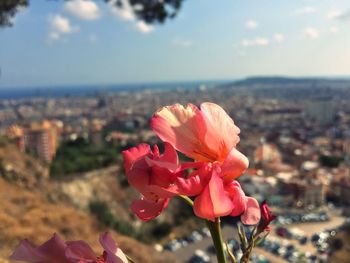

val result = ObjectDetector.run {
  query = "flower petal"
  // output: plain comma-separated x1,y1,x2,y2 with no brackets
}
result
225,181,247,217
142,184,177,199
99,232,117,255
122,144,152,192
241,197,261,225
151,104,215,162
193,170,233,221
145,143,179,172
221,148,249,180
200,102,240,162
157,142,179,166
122,143,151,172
175,175,203,196
10,234,69,263
65,240,97,262
100,233,128,263
10,239,46,262
175,163,212,196
130,198,169,221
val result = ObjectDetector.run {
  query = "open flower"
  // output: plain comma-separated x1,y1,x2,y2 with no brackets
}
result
150,103,260,223
150,102,248,180
122,142,182,221
10,233,127,263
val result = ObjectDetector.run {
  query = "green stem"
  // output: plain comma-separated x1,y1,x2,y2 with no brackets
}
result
179,195,194,207
126,255,135,263
240,240,254,263
178,196,226,263
206,218,227,263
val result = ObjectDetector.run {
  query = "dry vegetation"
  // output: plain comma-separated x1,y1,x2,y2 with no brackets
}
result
0,141,177,263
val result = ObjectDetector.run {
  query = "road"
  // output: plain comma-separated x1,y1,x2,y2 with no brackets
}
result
171,210,346,263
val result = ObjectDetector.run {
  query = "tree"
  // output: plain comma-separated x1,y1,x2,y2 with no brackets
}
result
0,0,184,27
0,0,28,27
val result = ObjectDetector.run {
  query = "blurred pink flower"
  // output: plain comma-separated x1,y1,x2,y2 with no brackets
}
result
10,233,70,263
10,232,127,263
66,232,128,263
122,142,182,221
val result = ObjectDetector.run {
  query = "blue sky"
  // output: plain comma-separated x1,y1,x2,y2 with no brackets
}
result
1,0,350,88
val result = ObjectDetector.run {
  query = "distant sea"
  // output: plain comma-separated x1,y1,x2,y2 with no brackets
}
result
0,80,230,100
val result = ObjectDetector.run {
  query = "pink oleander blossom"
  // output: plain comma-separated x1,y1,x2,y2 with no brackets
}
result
150,103,260,224
150,102,248,180
122,142,182,221
189,163,260,223
10,233,128,263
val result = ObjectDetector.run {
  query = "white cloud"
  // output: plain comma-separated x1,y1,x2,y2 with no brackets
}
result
49,32,60,41
64,0,101,20
273,33,285,43
109,0,135,21
48,14,79,42
135,21,153,33
172,38,193,47
294,6,317,15
327,10,343,19
330,26,339,34
304,27,319,39
255,38,269,46
245,20,258,30
50,14,75,33
327,9,350,21
241,37,269,47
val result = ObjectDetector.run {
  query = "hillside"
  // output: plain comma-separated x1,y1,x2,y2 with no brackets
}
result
0,141,178,263
0,139,49,190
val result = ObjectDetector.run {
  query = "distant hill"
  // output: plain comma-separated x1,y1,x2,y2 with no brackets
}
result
217,76,350,99
230,76,350,86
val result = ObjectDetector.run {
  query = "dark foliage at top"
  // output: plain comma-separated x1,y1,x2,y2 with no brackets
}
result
0,0,28,27
107,0,183,24
0,0,184,27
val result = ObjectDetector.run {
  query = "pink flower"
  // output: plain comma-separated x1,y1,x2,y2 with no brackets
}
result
10,233,128,263
10,234,70,263
122,142,182,221
225,181,261,225
190,164,260,224
256,201,276,234
150,102,248,180
66,232,128,263
150,103,260,223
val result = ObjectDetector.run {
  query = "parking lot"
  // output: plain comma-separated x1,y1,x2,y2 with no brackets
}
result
168,208,346,262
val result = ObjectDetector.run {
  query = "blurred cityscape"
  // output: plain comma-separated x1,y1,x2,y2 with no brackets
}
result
1,77,350,263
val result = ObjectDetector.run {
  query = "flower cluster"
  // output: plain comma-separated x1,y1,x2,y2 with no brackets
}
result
9,102,276,263
10,232,128,263
123,102,261,224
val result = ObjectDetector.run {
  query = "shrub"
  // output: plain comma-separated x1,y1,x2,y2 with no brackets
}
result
50,137,119,178
89,200,136,237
